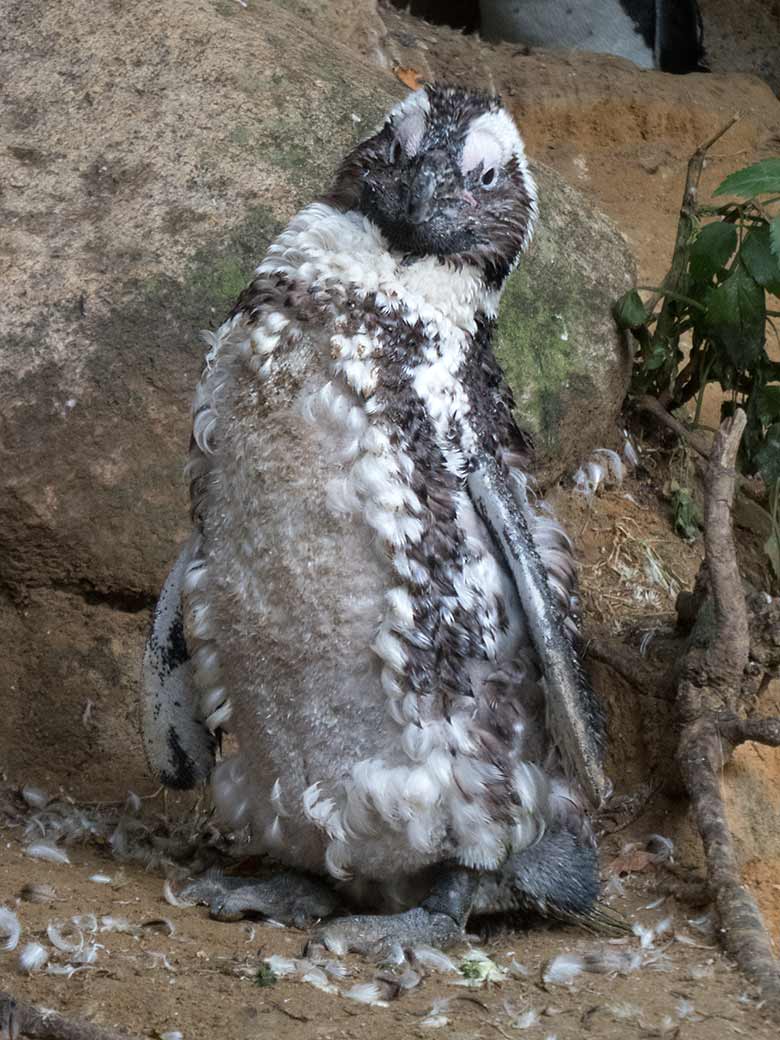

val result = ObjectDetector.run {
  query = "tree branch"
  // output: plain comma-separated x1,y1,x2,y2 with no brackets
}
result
675,409,780,1017
0,994,142,1040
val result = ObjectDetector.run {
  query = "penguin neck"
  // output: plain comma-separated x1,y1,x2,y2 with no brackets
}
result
259,203,501,332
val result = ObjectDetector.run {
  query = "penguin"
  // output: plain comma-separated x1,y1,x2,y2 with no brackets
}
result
479,0,708,74
142,84,615,952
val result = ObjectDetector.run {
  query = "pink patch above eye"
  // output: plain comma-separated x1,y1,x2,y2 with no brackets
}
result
394,108,427,157
461,128,504,176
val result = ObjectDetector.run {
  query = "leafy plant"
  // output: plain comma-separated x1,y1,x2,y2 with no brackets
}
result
614,149,780,582
255,963,277,987
669,480,703,542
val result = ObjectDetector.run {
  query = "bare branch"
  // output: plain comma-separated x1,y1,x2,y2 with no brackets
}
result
719,715,780,749
702,410,750,705
675,409,780,1017
0,994,142,1040
586,636,674,701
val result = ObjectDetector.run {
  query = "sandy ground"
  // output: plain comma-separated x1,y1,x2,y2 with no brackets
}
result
2,468,778,1039
1,781,778,1040
3,1,780,1037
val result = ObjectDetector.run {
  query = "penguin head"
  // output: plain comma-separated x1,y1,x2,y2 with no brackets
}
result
328,84,538,287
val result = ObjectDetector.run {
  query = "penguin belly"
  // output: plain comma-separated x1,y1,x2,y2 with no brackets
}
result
197,347,538,885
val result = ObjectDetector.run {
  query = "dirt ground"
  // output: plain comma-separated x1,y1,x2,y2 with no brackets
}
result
1,777,778,1040
2,467,777,1039
3,0,780,1037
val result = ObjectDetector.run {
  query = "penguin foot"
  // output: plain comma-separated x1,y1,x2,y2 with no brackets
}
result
308,865,477,956
178,869,340,930
308,906,464,957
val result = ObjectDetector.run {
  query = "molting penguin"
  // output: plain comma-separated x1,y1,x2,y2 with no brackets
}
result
142,84,615,951
479,1,707,74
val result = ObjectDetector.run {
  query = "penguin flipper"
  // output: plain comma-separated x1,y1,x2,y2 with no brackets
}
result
142,540,216,789
466,451,607,807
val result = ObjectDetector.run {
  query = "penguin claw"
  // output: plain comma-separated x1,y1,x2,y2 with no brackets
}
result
178,870,340,929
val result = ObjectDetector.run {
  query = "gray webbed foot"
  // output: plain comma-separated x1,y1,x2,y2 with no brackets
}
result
178,871,340,929
309,865,477,956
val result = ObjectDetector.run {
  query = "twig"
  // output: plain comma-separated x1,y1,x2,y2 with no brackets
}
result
266,1001,310,1023
0,994,141,1040
675,410,780,1018
634,395,710,461
645,117,739,337
586,636,675,701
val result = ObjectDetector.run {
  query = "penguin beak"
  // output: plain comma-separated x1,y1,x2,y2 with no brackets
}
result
406,149,459,225
407,165,437,224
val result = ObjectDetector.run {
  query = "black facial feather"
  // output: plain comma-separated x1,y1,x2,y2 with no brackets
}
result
324,84,535,287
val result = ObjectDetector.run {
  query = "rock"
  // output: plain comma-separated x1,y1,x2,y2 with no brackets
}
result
497,164,633,483
0,0,642,795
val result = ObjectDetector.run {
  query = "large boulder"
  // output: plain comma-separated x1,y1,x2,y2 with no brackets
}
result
0,0,633,794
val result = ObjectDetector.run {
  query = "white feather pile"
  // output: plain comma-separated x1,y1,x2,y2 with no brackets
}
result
0,906,21,951
343,982,390,1007
125,791,142,814
397,969,421,991
163,880,196,908
582,948,643,975
301,966,339,994
99,915,135,934
73,944,101,965
159,1033,183,1040
507,957,529,977
574,435,639,499
89,873,113,885
623,430,639,468
410,946,458,973
419,999,450,1028
24,841,71,864
47,964,81,978
146,951,176,972
264,955,299,978
20,882,58,904
676,999,702,1022
19,942,49,973
47,921,83,954
512,1009,539,1030
632,916,672,949
688,962,715,980
323,960,352,979
380,942,407,966
21,784,50,809
72,913,98,932
542,952,584,986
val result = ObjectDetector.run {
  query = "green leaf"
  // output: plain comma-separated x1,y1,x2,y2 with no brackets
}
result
755,423,780,484
255,964,277,987
757,384,780,425
671,485,702,541
741,222,780,295
645,344,670,371
713,159,780,198
770,215,780,262
705,261,766,368
614,289,648,329
765,530,780,581
690,221,737,281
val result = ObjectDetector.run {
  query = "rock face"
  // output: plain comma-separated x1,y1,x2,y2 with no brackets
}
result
0,1,637,794
497,164,633,480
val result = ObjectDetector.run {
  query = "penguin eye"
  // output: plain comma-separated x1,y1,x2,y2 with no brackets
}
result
389,138,403,164
481,167,497,188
